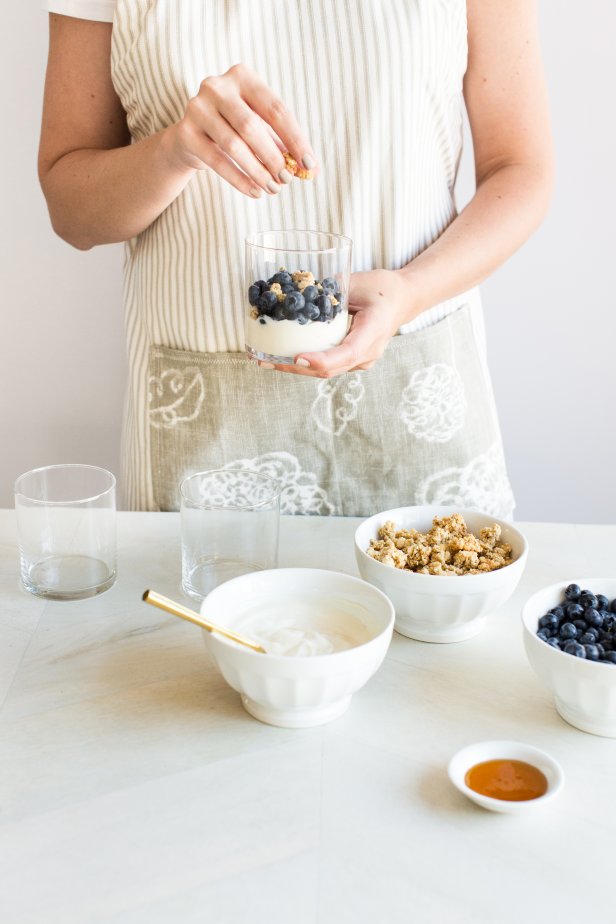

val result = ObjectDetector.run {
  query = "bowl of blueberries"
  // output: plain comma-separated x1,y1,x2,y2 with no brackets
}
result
522,579,616,737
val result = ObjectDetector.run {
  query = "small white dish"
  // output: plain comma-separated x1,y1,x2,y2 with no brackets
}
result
447,740,565,814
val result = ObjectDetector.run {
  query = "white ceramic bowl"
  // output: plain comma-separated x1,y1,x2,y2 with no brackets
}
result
200,568,395,728
448,740,564,813
522,578,616,737
354,506,528,643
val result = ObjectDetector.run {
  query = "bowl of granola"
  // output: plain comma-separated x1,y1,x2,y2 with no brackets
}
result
354,506,528,643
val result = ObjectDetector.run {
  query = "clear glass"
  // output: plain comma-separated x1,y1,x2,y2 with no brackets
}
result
14,464,116,600
180,469,280,602
245,230,353,364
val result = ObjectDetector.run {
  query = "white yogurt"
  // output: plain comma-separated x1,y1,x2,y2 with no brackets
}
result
232,597,373,657
245,309,349,362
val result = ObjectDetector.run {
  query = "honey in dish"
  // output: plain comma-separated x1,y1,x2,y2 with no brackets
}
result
465,759,548,802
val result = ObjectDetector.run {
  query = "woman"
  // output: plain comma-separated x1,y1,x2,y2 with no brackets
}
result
39,0,552,516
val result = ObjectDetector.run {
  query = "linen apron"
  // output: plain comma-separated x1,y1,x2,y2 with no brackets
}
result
111,0,516,518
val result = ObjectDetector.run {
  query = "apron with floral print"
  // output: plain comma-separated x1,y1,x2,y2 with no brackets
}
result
111,0,515,516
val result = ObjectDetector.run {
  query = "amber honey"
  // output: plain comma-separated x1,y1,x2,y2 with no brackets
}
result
465,759,548,802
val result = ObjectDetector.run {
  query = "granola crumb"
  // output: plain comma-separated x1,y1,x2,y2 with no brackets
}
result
283,151,314,180
269,282,285,302
291,270,316,291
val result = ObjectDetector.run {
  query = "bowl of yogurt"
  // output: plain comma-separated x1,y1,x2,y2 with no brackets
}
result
245,230,352,365
200,568,394,727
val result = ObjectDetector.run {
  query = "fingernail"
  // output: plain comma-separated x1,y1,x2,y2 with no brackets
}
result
302,154,316,170
295,357,310,368
278,168,293,184
260,361,275,370
267,180,281,194
250,187,263,199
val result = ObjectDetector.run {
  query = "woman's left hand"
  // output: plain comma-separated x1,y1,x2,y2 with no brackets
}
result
266,269,420,378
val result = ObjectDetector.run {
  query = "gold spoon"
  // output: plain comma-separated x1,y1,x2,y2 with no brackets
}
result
142,589,267,654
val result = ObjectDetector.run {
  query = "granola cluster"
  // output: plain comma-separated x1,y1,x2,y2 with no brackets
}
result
366,514,513,576
283,151,314,180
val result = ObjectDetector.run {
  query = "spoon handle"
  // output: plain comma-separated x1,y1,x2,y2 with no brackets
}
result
142,589,266,654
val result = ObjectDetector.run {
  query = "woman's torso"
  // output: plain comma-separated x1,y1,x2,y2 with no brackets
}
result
111,0,470,353
110,0,514,519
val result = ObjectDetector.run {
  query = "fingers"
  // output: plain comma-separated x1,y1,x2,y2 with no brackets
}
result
291,311,387,377
185,127,265,198
235,66,317,172
186,94,282,194
218,98,290,183
183,65,316,195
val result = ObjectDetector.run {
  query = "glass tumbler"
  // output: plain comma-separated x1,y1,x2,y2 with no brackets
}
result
245,230,352,365
181,469,280,601
15,464,116,600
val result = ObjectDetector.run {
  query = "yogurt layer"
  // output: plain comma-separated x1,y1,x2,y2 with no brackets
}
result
232,597,373,657
246,309,348,360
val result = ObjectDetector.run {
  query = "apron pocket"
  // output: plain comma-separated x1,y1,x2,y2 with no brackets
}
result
147,305,514,516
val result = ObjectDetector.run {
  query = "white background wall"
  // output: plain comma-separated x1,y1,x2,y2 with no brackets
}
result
1,2,614,521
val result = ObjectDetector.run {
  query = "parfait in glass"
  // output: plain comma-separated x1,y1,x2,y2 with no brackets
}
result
245,230,352,365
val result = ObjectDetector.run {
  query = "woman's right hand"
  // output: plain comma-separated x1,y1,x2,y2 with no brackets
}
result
165,63,317,198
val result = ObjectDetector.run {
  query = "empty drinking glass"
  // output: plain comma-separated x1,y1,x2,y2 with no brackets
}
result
15,464,116,600
180,469,280,601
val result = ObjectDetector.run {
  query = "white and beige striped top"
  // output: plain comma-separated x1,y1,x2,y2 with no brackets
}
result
45,0,484,510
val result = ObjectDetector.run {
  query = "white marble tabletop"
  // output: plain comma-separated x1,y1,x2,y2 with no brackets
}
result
1,511,616,924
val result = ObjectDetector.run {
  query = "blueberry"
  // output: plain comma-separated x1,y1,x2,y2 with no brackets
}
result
281,284,296,295
547,637,561,649
596,644,606,656
316,294,333,320
550,605,566,621
563,641,586,658
539,613,559,631
257,291,278,315
565,602,584,620
579,633,597,645
610,599,616,614
296,312,310,325
573,620,588,634
565,583,581,601
596,594,610,610
302,285,319,303
602,651,616,664
321,276,337,293
255,279,268,293
302,302,320,322
537,628,552,642
248,284,261,306
283,291,305,318
559,623,578,640
580,591,598,610
600,638,614,651
272,271,293,287
586,608,604,629
585,644,601,661
602,614,615,632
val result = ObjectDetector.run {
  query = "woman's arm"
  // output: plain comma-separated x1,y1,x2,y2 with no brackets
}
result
287,0,553,377
39,15,316,250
